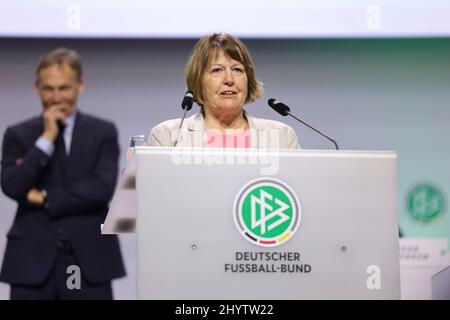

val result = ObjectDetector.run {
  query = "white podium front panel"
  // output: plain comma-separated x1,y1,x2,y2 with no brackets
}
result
134,148,400,299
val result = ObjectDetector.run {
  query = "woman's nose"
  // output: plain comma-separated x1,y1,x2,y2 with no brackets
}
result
223,68,234,85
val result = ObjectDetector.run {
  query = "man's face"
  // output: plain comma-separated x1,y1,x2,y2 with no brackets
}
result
35,63,84,117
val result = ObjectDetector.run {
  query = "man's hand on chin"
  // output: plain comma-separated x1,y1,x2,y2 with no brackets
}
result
26,188,46,206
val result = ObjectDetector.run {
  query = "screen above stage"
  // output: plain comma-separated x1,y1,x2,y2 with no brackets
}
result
0,0,448,38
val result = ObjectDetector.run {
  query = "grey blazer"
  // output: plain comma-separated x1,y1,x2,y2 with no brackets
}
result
149,111,300,149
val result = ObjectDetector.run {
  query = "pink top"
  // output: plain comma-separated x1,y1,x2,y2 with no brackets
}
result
206,129,251,148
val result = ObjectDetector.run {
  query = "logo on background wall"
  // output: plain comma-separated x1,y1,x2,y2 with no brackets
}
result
233,178,301,247
406,184,446,222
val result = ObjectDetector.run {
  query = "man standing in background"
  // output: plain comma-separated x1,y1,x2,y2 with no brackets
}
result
0,48,125,299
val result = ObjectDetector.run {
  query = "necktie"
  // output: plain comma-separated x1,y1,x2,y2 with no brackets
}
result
55,127,67,164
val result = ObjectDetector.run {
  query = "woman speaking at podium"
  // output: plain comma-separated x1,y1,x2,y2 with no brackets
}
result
149,33,299,149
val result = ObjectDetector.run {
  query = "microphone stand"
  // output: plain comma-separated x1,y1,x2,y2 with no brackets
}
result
174,108,189,147
286,112,339,150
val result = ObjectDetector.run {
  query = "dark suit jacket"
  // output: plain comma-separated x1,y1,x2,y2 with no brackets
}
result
0,111,125,285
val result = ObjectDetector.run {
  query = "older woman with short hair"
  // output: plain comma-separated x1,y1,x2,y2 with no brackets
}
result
150,33,299,149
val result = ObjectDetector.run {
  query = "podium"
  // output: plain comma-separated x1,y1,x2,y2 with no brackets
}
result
103,147,401,299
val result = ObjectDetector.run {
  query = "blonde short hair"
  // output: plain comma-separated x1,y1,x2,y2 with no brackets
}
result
185,33,263,106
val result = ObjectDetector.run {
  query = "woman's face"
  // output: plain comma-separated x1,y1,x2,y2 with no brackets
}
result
201,51,248,116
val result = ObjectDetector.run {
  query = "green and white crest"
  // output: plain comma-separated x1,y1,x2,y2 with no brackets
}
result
233,178,301,247
407,184,446,222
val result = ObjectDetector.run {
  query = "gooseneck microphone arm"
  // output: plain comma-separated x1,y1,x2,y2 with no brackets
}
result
287,112,339,150
177,108,189,134
268,98,339,150
174,91,194,147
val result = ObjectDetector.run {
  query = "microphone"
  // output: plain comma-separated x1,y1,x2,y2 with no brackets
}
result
174,91,194,147
268,99,290,116
181,90,194,111
268,98,339,150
